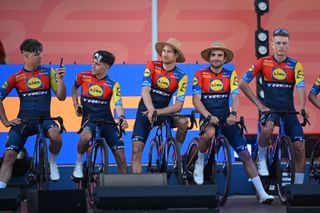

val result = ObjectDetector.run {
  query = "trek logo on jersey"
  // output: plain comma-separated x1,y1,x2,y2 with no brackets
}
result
210,79,223,91
193,77,198,86
89,84,103,97
2,81,8,89
157,77,170,89
144,68,151,77
27,77,42,89
272,68,286,81
297,70,304,79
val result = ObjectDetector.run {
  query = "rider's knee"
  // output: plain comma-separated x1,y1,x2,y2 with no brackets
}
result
177,117,189,130
203,126,215,139
238,150,252,163
80,132,91,143
294,142,305,157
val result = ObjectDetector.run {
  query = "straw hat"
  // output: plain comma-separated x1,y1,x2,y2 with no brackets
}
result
155,37,185,63
201,41,234,63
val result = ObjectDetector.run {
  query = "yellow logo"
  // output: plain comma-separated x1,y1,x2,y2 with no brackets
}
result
181,83,187,93
89,85,103,97
2,81,8,89
157,77,170,89
116,87,121,97
210,79,223,91
192,77,198,86
272,68,286,80
27,77,42,89
316,78,320,86
248,65,255,72
144,68,151,77
233,76,238,86
297,70,304,79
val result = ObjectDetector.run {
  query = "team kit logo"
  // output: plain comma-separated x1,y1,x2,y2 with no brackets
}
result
296,70,304,79
27,77,42,89
272,68,286,80
144,68,151,77
89,84,103,97
192,77,198,86
210,79,223,91
2,81,8,89
157,76,170,89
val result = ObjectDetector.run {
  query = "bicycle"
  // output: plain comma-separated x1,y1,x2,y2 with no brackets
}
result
309,138,320,184
182,114,247,207
146,110,197,185
20,116,66,190
260,110,309,204
72,116,125,207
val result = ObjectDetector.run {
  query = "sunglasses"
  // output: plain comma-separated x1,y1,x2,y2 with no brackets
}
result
93,52,107,63
273,28,289,36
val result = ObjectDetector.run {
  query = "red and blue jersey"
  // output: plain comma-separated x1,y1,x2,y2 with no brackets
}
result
242,56,305,110
310,75,320,96
193,67,239,118
73,71,123,120
0,66,58,118
139,61,187,110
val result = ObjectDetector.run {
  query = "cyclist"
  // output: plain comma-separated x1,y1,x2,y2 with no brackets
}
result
131,38,189,173
239,28,308,185
72,50,128,177
0,38,66,187
192,41,273,203
308,75,320,109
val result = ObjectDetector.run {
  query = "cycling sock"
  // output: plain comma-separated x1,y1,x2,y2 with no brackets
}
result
294,172,304,184
0,181,7,188
50,153,58,165
251,176,268,197
196,151,205,164
258,146,268,161
76,152,83,165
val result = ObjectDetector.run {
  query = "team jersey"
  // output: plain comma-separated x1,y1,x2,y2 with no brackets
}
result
310,75,320,96
242,56,305,110
193,67,239,118
139,61,187,110
73,71,123,119
0,66,58,117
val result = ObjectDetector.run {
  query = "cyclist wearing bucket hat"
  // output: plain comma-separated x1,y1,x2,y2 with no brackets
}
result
192,41,274,204
131,38,189,173
72,50,128,177
239,28,308,185
0,38,66,187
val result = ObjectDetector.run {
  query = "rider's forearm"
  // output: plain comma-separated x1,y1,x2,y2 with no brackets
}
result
115,105,126,118
297,87,307,110
156,101,183,115
56,79,66,101
71,87,80,107
308,93,320,109
231,94,239,113
141,87,155,111
239,80,264,109
192,95,211,118
0,100,9,125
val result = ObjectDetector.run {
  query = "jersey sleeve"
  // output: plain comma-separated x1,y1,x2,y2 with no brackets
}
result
142,61,154,88
50,68,58,94
0,75,15,100
294,62,305,89
176,74,188,103
241,58,263,83
230,70,240,95
310,75,320,96
112,82,123,107
192,71,202,96
73,72,83,89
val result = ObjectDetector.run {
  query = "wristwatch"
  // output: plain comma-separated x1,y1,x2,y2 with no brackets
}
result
230,111,237,117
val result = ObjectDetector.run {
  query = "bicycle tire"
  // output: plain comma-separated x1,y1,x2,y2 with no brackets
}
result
309,140,320,184
165,137,183,185
212,136,231,207
276,135,295,204
87,139,108,208
38,139,49,190
147,136,162,173
183,137,199,184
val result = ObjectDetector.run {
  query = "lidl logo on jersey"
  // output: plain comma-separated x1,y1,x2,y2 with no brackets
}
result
89,84,103,97
157,77,170,89
27,77,42,89
210,79,223,91
272,68,286,81
144,68,151,77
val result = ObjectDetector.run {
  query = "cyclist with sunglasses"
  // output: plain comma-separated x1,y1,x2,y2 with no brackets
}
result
0,38,66,187
239,28,308,185
72,50,128,177
308,75,320,109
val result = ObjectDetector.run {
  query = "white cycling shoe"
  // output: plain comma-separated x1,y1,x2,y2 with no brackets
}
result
72,164,83,178
50,163,60,181
257,160,269,176
193,159,204,185
259,194,274,204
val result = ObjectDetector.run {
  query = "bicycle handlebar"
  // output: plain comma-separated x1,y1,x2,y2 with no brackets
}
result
150,110,198,130
78,117,126,139
260,110,310,127
21,116,67,134
199,115,247,135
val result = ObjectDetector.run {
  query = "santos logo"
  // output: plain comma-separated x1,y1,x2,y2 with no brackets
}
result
27,77,42,89
89,85,103,97
157,77,170,89
272,68,286,80
210,79,223,91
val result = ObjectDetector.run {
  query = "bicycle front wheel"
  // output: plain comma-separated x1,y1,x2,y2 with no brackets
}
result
165,137,183,185
38,139,49,190
212,136,231,207
87,139,108,208
276,135,295,204
146,136,162,173
183,138,199,184
309,140,320,184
